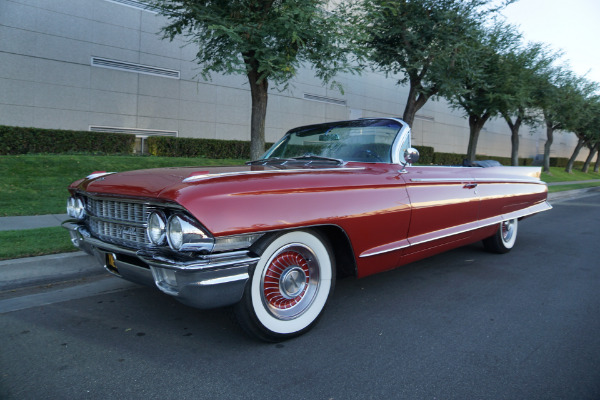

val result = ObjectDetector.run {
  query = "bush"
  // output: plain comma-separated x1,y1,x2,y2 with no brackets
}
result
413,146,434,164
147,136,274,159
549,157,584,169
0,126,135,155
433,152,466,165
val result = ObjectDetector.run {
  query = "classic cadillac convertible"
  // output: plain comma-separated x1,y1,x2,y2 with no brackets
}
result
63,118,551,341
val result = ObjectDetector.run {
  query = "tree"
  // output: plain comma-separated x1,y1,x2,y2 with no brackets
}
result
582,142,599,173
446,22,522,163
497,43,558,165
361,0,508,127
564,94,600,173
150,0,361,160
531,67,583,173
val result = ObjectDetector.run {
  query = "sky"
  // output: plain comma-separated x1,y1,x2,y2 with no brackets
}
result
499,0,600,85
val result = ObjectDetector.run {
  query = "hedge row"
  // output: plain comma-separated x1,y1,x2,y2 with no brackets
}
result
0,125,584,168
413,146,435,164
146,136,274,159
431,151,531,166
549,157,584,169
0,125,135,155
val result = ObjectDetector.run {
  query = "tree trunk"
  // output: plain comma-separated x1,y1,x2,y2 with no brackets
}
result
594,150,600,173
466,113,490,163
247,68,269,161
582,143,598,173
402,79,432,127
504,114,522,166
543,120,554,174
565,137,586,173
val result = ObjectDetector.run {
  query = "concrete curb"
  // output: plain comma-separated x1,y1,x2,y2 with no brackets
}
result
0,251,105,292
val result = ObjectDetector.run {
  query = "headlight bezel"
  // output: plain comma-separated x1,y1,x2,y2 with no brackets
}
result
67,197,86,220
166,213,214,253
147,211,167,246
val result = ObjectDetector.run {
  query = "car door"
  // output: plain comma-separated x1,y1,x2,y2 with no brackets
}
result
399,166,480,254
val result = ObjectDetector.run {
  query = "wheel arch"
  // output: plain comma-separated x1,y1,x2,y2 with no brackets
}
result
248,224,357,279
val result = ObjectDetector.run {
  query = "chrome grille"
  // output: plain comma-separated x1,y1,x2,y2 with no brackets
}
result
85,197,151,249
87,198,148,224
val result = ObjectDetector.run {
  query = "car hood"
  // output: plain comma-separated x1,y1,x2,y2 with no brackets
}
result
71,163,360,200
72,165,256,197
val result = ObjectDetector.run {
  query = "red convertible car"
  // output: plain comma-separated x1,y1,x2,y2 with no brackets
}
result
63,118,551,341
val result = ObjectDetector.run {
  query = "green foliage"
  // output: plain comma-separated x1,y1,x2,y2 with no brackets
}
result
0,126,135,155
361,0,507,125
413,146,435,164
150,0,363,159
549,157,584,169
150,0,361,87
432,152,466,165
147,136,273,159
0,154,246,216
429,152,528,166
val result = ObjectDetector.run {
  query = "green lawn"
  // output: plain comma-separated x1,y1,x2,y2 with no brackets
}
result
0,154,246,217
547,182,600,193
0,227,78,260
541,168,600,183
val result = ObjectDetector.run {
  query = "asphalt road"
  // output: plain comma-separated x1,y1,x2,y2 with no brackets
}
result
1,194,599,400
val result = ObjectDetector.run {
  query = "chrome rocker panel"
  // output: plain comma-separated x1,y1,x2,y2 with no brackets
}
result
62,221,258,309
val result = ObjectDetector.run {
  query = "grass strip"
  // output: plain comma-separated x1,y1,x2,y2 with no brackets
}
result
0,226,77,260
541,168,600,182
547,181,600,193
0,154,246,216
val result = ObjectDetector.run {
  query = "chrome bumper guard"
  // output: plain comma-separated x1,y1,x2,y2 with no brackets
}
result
62,221,258,309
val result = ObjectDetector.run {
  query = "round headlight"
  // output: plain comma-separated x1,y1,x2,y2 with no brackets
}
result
147,212,166,245
166,214,214,252
67,198,75,217
67,197,86,220
167,215,184,250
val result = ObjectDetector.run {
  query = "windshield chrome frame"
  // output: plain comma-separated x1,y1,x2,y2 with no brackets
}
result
262,118,412,164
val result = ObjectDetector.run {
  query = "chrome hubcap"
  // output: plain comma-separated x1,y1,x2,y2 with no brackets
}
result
261,244,320,320
502,219,515,243
280,266,307,299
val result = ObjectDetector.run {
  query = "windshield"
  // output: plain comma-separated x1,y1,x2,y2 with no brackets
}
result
261,119,406,164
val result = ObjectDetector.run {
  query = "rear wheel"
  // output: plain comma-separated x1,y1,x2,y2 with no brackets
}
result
234,230,335,342
483,218,518,254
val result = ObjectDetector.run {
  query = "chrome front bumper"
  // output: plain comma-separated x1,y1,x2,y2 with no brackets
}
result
63,221,258,309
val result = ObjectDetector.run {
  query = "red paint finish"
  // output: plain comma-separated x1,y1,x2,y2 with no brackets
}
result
70,163,550,279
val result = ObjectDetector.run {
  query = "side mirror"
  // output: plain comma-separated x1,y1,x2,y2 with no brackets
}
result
403,148,420,165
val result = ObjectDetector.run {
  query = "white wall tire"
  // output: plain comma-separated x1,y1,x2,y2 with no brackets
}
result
483,218,518,254
234,230,335,342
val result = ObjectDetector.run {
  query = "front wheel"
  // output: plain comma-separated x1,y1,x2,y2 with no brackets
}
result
483,218,518,254
234,230,335,342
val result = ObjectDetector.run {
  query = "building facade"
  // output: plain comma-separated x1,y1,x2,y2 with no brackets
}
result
0,0,585,160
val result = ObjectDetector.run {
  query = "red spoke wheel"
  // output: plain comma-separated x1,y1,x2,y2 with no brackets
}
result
234,230,335,342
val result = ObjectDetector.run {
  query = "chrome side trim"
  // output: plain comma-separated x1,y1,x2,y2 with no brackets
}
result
359,239,411,258
182,167,365,183
359,201,552,258
410,177,545,184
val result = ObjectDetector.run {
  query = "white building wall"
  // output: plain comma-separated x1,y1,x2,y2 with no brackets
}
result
0,0,585,161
